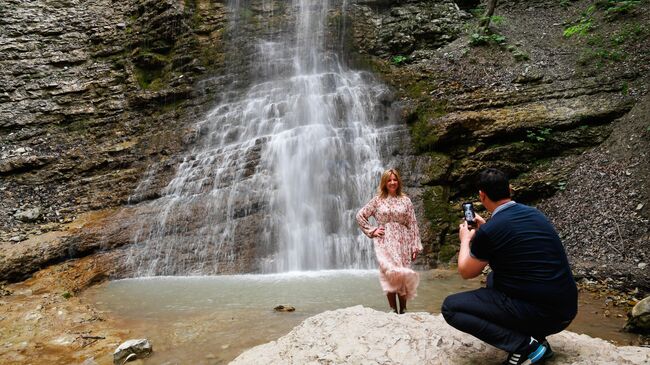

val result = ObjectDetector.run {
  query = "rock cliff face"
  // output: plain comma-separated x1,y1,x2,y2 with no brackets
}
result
344,0,649,290
231,306,650,364
0,0,648,291
0,0,233,279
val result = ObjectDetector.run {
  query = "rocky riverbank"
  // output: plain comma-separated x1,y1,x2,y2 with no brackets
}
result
231,305,650,364
0,263,646,365
0,253,125,364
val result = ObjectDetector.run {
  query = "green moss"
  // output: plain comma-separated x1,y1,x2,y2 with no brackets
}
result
239,7,254,22
410,101,447,153
58,118,92,133
422,186,458,229
424,152,452,183
161,98,185,112
423,186,447,221
438,244,459,262
350,53,391,75
422,186,460,263
134,67,164,90
469,32,506,46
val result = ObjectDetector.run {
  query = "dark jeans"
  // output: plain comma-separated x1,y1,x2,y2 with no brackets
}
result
441,278,574,353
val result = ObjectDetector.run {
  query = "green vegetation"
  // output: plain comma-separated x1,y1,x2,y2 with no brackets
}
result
504,44,529,62
390,55,408,66
578,48,624,65
469,4,485,17
560,0,578,8
469,32,506,46
563,19,593,38
596,0,641,20
526,128,552,143
477,14,505,27
62,291,72,299
564,1,647,67
467,13,527,62
468,4,506,46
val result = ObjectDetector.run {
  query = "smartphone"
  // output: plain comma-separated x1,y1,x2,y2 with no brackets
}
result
462,202,476,230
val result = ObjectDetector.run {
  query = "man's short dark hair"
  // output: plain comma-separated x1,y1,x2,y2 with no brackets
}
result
477,168,511,201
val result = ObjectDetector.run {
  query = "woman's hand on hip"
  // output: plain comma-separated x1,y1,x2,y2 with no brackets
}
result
372,226,385,238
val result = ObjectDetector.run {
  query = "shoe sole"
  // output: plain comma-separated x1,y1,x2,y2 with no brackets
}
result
527,345,547,364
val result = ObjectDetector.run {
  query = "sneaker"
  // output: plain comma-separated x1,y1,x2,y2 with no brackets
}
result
502,338,548,365
541,340,554,360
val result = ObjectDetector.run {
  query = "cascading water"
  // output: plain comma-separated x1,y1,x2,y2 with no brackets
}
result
127,0,400,275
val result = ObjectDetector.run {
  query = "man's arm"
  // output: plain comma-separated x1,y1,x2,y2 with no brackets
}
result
458,221,488,279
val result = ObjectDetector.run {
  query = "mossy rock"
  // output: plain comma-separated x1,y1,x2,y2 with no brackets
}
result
449,159,527,196
438,243,459,263
422,185,460,261
410,101,449,153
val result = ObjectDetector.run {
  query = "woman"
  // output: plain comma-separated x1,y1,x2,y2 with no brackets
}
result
356,168,422,314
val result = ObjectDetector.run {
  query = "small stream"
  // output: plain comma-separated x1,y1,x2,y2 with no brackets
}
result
84,270,640,364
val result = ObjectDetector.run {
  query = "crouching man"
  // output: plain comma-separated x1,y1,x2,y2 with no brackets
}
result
442,168,577,365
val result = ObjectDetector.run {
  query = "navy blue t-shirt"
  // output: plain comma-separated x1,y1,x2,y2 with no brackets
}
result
470,203,577,319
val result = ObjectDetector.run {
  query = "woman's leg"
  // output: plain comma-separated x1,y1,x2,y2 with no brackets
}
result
386,292,398,313
398,294,407,314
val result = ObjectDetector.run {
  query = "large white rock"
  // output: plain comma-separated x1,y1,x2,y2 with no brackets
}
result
231,306,650,365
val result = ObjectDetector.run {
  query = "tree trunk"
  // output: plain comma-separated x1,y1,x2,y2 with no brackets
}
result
479,0,497,34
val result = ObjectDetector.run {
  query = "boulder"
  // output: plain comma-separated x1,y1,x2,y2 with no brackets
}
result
274,305,296,312
625,296,650,334
231,306,650,364
113,339,152,365
14,207,41,222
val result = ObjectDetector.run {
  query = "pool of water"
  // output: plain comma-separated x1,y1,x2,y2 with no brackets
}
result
84,270,639,364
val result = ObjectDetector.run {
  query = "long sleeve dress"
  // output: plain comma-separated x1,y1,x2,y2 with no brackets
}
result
356,194,423,300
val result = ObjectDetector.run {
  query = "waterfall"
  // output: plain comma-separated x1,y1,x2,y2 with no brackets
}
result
127,0,399,275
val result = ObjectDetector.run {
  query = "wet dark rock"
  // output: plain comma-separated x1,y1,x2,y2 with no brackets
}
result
274,305,296,312
625,296,650,334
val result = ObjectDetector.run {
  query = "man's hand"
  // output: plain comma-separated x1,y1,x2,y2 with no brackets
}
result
459,221,476,243
474,213,486,228
457,220,488,279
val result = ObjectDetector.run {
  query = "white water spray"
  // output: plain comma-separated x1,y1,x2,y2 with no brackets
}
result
128,0,398,275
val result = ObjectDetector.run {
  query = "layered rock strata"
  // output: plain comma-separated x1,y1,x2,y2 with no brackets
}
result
346,0,650,289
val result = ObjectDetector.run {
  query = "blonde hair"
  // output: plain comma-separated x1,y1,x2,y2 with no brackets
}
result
377,168,404,198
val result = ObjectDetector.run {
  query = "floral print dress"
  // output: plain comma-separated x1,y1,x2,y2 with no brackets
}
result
356,195,422,299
